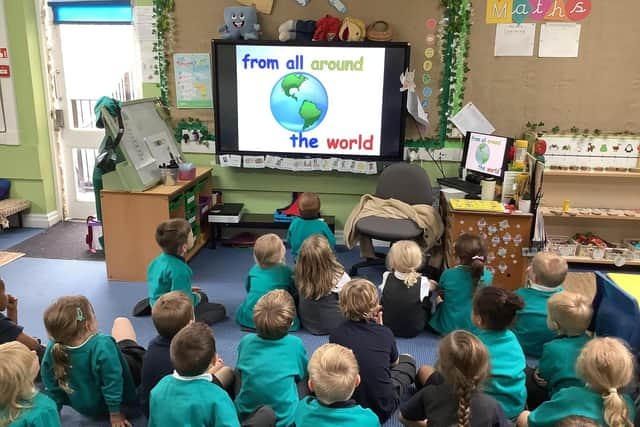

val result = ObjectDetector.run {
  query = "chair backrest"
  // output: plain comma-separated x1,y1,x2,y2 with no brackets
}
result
375,163,433,205
592,271,640,353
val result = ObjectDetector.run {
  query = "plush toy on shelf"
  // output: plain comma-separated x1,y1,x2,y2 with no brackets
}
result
366,20,392,41
278,19,316,41
338,17,366,41
293,0,347,14
312,15,342,41
218,6,261,40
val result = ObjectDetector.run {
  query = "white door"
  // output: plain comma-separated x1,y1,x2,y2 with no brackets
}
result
50,22,139,219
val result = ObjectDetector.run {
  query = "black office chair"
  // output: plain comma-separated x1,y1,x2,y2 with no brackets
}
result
349,162,434,276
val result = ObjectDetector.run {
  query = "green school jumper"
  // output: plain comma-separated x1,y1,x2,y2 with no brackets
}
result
294,396,381,427
287,217,335,260
41,333,137,417
147,253,198,307
2,392,61,427
428,266,492,335
149,374,240,427
538,334,590,396
512,286,563,358
235,264,299,330
528,386,636,427
475,329,526,419
235,333,308,427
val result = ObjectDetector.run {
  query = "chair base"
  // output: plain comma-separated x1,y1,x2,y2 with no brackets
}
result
349,255,386,276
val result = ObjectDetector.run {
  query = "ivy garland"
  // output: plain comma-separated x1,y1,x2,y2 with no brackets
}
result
152,0,175,106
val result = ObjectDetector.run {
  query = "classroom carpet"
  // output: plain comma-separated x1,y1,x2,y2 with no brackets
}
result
0,242,439,427
8,221,105,261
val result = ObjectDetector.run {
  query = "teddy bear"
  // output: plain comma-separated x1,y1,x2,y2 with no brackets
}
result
312,15,342,41
278,19,316,41
338,17,366,41
218,6,261,40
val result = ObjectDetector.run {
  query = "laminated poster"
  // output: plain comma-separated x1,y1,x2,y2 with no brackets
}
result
174,54,214,108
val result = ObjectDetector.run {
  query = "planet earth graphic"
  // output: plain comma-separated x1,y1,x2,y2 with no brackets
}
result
270,72,328,133
475,142,490,169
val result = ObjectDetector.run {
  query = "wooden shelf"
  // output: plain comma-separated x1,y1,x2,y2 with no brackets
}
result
543,212,640,221
562,255,640,266
544,170,640,178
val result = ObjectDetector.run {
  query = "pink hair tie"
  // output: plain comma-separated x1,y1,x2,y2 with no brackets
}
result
472,256,484,261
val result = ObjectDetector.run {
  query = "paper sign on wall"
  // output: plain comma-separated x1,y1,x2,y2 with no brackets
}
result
539,22,581,57
495,23,536,56
174,53,213,109
545,0,569,21
487,0,514,24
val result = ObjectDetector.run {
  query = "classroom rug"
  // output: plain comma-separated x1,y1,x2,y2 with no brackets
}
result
8,221,105,261
0,250,24,267
563,272,596,301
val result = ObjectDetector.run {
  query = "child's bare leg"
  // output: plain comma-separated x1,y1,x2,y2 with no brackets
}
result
417,365,435,387
111,317,137,343
214,366,235,389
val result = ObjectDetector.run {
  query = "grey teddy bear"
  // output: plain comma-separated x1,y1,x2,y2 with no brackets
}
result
218,6,260,40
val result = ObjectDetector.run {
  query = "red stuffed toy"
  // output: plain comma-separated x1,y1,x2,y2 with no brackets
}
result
313,15,342,41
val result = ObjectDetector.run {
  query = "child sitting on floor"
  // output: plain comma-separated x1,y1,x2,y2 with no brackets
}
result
236,233,299,331
148,322,240,427
0,341,60,427
512,252,568,358
518,337,636,427
148,218,226,324
526,291,592,410
41,296,145,427
379,240,433,338
400,330,510,427
235,290,309,427
287,192,335,260
140,291,194,417
295,234,349,335
429,233,492,335
295,343,380,427
472,286,527,420
0,277,46,358
330,279,416,424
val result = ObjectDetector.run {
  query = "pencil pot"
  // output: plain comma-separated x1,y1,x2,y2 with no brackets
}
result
160,168,178,186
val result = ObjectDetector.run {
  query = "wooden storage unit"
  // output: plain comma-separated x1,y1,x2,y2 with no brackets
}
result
441,194,534,291
541,171,640,267
101,167,213,282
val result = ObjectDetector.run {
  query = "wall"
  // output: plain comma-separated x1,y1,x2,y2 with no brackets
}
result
0,0,57,217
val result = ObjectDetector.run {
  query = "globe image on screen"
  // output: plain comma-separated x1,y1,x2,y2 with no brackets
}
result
270,72,328,133
475,142,491,169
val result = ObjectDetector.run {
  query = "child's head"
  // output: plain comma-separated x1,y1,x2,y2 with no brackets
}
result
295,235,344,300
253,289,296,340
472,286,524,331
436,331,490,427
253,233,285,268
43,295,97,393
339,279,380,322
576,338,634,427
307,343,360,405
298,192,321,219
386,240,423,287
0,342,40,426
170,322,216,377
529,252,568,287
555,416,602,427
152,291,195,339
454,233,488,291
547,291,592,336
0,277,6,311
155,218,193,257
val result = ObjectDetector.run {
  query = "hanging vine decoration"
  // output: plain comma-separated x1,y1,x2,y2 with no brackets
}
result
152,0,175,106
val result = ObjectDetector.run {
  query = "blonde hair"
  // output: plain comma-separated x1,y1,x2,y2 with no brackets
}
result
339,279,380,322
436,331,490,427
308,343,359,405
547,291,592,336
253,289,296,340
576,338,634,427
0,342,37,427
43,296,96,394
386,240,423,287
253,233,285,268
531,252,568,287
295,235,344,300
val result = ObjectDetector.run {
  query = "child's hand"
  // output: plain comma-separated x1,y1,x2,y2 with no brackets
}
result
375,306,384,325
208,357,225,374
429,280,438,291
6,294,17,311
435,295,444,305
109,412,131,427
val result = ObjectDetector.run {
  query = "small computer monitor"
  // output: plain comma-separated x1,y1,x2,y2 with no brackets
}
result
461,131,513,180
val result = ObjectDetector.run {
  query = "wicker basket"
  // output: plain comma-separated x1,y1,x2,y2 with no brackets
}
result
547,236,577,257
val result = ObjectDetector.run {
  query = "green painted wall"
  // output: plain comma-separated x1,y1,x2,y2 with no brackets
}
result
0,0,56,214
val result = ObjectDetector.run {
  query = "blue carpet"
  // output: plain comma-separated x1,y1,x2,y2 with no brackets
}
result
0,245,440,427
0,227,44,250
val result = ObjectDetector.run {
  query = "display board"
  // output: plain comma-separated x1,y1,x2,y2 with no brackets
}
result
168,0,443,142
466,1,640,137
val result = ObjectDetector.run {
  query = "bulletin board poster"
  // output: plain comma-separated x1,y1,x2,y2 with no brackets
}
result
173,53,213,109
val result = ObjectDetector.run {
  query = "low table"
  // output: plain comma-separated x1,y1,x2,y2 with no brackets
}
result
208,212,336,248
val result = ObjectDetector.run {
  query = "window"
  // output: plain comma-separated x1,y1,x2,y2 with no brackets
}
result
0,0,19,146
48,0,132,24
